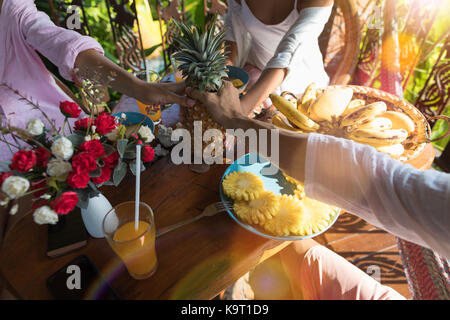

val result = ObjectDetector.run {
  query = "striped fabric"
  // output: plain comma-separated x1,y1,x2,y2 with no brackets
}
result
397,238,450,300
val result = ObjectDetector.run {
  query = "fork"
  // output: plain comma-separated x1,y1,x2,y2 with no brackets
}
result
156,201,233,238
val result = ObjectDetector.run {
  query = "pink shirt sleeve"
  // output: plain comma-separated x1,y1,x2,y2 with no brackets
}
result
13,0,104,81
305,133,450,259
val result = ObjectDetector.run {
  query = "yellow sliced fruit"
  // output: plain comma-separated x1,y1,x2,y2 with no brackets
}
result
308,88,354,122
222,171,265,201
233,191,280,226
269,94,319,131
380,111,415,134
262,195,306,236
294,198,335,236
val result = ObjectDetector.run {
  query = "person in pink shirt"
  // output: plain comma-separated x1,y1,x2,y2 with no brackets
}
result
0,0,193,161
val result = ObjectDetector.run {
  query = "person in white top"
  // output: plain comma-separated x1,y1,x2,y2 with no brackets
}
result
186,81,450,299
224,0,333,115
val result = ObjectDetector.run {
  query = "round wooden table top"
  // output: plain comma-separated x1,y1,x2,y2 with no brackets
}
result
0,100,436,299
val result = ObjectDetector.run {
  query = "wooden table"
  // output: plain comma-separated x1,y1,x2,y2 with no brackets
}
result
0,105,291,300
0,103,436,300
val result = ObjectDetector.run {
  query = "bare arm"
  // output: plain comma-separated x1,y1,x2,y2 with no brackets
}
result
74,49,194,107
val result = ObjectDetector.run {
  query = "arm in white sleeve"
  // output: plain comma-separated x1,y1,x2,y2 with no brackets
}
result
265,6,332,71
305,133,450,259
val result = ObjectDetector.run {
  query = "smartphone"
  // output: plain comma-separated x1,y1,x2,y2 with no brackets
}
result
46,254,120,300
47,209,88,257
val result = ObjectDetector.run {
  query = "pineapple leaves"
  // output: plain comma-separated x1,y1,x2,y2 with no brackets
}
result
172,14,228,93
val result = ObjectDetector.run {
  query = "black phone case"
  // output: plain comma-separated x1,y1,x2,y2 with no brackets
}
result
46,254,120,300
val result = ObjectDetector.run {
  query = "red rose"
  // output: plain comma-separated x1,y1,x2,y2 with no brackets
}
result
67,170,90,189
94,112,117,135
102,151,120,168
30,179,48,197
141,145,155,163
71,152,97,173
10,150,37,172
60,101,81,118
50,191,79,215
33,147,51,167
78,140,105,158
74,117,93,131
91,166,112,185
0,172,13,187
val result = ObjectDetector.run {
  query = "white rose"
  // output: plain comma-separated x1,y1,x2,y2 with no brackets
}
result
33,206,58,225
26,119,45,136
105,128,119,142
1,176,30,199
138,125,155,143
51,137,73,160
46,158,72,177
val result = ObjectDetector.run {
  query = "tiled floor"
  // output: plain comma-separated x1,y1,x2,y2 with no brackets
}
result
247,212,411,300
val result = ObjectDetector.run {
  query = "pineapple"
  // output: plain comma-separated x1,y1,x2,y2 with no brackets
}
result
172,16,229,139
233,191,280,226
222,171,265,201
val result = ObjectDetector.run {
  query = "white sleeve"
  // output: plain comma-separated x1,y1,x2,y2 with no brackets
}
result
304,133,450,259
265,6,332,71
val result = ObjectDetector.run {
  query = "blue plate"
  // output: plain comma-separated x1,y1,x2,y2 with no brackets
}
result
219,153,340,241
112,111,155,133
226,66,249,92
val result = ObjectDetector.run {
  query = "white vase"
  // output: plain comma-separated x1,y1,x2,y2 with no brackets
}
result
81,193,113,238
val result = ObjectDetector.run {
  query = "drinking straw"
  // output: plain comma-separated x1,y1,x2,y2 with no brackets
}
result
135,144,142,230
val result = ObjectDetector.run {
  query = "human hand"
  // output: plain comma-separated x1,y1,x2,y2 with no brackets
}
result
186,80,244,128
135,81,195,107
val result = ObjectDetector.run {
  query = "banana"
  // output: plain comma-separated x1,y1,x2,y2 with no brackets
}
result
340,99,366,117
376,144,405,158
270,94,320,131
380,111,415,133
308,88,353,122
357,117,392,130
340,101,387,128
271,114,304,132
300,82,318,112
348,128,408,147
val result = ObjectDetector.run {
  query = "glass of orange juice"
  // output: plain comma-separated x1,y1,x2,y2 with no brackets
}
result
103,201,157,280
134,70,162,125
170,54,184,82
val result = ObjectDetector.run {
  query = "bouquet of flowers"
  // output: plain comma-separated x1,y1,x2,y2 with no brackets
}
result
0,99,155,225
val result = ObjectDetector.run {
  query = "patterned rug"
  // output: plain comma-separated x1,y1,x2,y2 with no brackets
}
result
397,238,450,300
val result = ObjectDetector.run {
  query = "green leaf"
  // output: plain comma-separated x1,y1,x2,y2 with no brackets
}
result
66,133,85,148
89,167,102,178
129,160,145,176
113,160,127,187
117,139,128,158
143,43,162,57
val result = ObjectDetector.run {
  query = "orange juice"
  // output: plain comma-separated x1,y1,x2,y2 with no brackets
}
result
110,220,157,279
137,101,162,123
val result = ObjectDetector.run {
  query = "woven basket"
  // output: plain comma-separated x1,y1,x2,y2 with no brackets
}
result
286,85,432,163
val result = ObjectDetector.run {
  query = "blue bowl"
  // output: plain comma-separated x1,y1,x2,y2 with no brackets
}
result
111,112,155,133
226,66,250,92
219,153,340,241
